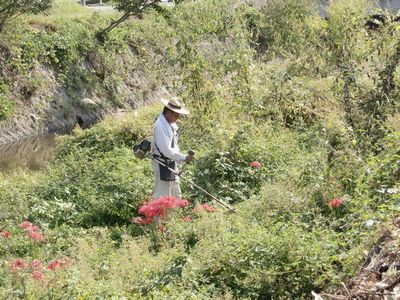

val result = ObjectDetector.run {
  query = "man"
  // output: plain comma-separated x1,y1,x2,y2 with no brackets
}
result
151,97,194,199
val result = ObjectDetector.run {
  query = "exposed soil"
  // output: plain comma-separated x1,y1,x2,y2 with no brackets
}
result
314,220,400,300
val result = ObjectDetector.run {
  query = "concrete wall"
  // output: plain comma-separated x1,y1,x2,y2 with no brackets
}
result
379,0,400,11
318,0,400,17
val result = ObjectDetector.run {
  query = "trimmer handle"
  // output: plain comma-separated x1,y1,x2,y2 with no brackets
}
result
179,150,195,175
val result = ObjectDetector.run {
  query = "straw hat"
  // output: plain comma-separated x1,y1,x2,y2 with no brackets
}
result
160,97,189,115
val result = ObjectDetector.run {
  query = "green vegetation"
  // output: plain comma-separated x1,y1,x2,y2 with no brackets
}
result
0,81,14,120
0,0,52,32
1,0,400,298
95,0,164,42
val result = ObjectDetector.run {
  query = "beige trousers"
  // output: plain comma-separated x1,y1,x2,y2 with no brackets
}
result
152,159,182,199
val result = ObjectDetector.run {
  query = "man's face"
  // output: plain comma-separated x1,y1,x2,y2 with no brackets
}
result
166,110,180,123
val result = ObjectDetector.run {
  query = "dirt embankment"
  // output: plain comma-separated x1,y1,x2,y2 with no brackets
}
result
0,61,163,145
314,220,400,300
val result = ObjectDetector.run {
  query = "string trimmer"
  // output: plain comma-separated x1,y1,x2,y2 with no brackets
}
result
133,139,235,212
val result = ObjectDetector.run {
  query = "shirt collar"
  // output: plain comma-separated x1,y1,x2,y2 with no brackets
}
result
160,113,179,130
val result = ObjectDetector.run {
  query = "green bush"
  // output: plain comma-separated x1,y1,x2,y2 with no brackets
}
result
192,125,271,204
0,172,37,228
27,108,159,228
0,0,52,33
167,207,362,299
0,95,14,120
56,108,157,157
30,147,153,227
1,0,400,298
352,132,400,221
0,221,79,299
191,124,318,204
259,0,316,56
0,82,14,120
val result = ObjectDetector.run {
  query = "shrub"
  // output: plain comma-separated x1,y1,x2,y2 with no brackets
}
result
0,0,52,33
352,132,400,221
259,0,317,56
192,125,271,204
30,147,153,227
0,172,33,221
0,82,14,120
0,220,74,299
175,208,363,299
56,108,157,157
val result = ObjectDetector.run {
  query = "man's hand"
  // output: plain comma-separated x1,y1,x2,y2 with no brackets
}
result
185,154,194,163
185,150,195,163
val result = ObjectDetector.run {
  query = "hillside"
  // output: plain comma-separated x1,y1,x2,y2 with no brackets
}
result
0,0,399,298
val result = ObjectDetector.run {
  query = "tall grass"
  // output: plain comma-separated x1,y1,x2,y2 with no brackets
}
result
28,0,117,21
1,0,399,298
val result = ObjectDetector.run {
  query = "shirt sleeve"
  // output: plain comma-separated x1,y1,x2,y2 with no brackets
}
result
154,123,186,162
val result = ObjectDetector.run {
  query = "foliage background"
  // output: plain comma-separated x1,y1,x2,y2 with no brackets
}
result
0,0,400,298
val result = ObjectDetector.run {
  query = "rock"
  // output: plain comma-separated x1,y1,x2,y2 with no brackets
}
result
364,218,380,229
81,98,98,106
311,291,324,300
375,282,389,291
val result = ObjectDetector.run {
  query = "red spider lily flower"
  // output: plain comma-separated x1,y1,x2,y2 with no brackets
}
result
28,225,40,232
139,204,164,218
47,260,60,271
19,221,44,241
1,231,11,238
193,203,216,213
28,229,44,241
131,216,154,225
138,197,189,218
328,198,343,209
58,257,73,269
30,259,42,270
175,199,190,208
133,197,190,226
31,270,44,281
10,259,26,272
19,221,34,229
250,161,261,169
180,216,193,222
19,221,40,232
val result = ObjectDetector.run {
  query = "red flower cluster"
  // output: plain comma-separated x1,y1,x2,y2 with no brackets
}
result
10,258,26,273
31,270,44,281
47,257,73,271
180,216,193,222
30,259,42,270
1,230,11,238
250,160,261,169
47,260,59,271
328,198,343,209
19,221,44,241
193,203,216,213
9,257,72,279
131,216,153,225
132,196,189,225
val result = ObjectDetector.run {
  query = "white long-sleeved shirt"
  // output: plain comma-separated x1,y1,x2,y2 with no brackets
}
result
152,113,186,162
